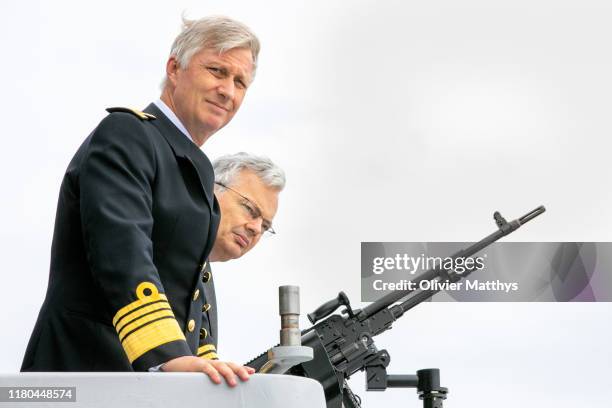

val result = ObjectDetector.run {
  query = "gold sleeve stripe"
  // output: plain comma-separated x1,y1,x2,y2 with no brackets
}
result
121,316,186,363
112,282,168,327
197,344,216,356
199,351,219,360
118,309,175,342
115,302,171,334
113,282,186,363
114,300,168,329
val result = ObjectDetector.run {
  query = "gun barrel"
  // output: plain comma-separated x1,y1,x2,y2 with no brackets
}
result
358,206,545,320
519,205,545,225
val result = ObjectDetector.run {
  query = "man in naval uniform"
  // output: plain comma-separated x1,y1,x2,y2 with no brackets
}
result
22,16,260,387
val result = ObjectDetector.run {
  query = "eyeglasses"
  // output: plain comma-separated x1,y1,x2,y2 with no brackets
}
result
215,182,276,235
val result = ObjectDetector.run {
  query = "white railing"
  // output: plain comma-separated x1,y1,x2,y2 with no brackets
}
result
0,373,326,408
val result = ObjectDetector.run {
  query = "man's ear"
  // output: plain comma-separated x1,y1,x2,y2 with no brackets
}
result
165,56,180,87
213,185,225,198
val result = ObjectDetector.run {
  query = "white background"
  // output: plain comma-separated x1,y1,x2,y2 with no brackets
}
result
1,1,611,407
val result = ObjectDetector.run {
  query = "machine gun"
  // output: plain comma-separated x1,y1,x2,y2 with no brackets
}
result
247,206,546,408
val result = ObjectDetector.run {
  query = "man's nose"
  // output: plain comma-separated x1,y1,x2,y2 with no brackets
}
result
217,77,236,101
245,218,263,237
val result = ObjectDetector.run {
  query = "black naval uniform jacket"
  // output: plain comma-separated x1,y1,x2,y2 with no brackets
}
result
22,103,220,371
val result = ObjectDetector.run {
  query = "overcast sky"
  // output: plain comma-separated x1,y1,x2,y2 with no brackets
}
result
1,1,610,407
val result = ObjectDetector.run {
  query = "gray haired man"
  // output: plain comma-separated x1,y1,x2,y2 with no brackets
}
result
164,152,285,383
160,16,260,146
192,152,285,381
22,16,262,386
210,152,286,263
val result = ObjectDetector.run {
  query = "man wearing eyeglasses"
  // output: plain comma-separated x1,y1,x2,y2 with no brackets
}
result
190,153,285,364
210,153,285,262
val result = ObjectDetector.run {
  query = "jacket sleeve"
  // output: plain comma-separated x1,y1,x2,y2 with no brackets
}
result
79,112,192,370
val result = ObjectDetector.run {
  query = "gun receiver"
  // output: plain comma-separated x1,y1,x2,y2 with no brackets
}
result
247,206,545,408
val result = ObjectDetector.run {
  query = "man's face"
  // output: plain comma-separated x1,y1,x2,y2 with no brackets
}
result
165,47,254,144
210,170,280,262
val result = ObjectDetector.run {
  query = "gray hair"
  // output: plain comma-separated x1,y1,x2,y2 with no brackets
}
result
213,152,286,191
162,15,260,89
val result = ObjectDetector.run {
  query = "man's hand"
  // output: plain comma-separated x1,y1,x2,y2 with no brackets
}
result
161,356,256,386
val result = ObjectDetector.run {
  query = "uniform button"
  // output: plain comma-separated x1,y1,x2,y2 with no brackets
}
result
200,328,208,340
202,271,212,283
202,303,211,312
199,261,208,273
187,319,195,332
193,289,200,301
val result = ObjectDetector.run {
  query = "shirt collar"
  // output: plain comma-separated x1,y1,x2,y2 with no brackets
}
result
153,98,195,144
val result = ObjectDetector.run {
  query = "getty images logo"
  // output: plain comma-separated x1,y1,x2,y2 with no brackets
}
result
372,253,486,275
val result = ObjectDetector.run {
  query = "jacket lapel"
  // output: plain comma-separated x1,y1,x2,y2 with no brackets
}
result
144,103,215,208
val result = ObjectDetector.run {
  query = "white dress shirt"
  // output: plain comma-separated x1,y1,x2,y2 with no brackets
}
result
153,99,195,144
